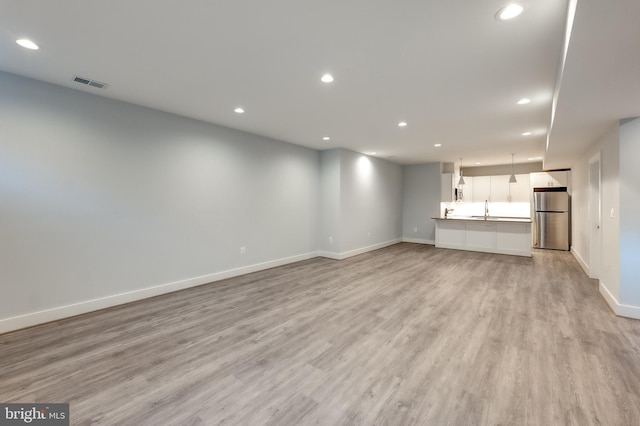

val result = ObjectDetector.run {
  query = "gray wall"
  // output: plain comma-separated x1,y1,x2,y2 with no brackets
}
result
318,149,403,255
319,149,341,252
619,117,640,307
0,71,320,322
338,149,403,253
0,71,411,330
401,163,442,243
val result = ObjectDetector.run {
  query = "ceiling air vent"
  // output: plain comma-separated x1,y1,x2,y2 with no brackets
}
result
73,75,108,89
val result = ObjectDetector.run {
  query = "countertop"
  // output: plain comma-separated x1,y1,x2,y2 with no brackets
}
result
432,216,532,223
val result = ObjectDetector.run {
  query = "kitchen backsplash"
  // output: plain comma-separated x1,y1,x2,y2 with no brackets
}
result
441,201,530,218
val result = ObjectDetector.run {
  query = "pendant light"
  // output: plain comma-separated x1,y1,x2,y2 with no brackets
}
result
458,158,465,185
509,153,517,183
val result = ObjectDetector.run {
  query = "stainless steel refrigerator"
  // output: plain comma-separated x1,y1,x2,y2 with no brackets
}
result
534,188,570,250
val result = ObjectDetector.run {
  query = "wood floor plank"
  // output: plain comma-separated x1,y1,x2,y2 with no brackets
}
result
2,243,640,425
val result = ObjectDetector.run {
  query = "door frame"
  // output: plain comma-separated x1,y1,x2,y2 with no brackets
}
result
588,151,602,279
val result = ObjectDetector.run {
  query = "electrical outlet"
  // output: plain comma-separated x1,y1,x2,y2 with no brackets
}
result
610,208,615,218
413,227,418,233
329,236,333,244
240,246,246,254
367,232,371,238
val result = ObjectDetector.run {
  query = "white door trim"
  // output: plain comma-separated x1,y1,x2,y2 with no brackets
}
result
588,151,602,279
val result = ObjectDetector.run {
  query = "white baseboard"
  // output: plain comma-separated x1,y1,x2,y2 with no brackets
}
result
1,239,406,334
599,282,618,314
401,237,435,245
435,243,531,257
316,251,341,260
599,282,640,320
617,303,640,320
318,239,402,260
571,247,590,277
0,252,318,335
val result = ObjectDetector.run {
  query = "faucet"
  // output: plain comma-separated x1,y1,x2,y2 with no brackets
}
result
484,200,489,219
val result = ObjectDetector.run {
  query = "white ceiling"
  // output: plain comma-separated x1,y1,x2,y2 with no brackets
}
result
0,1,636,168
546,0,640,169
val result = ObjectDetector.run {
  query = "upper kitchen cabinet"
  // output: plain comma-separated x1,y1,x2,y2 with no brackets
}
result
509,174,531,202
467,174,530,203
530,171,570,189
489,174,529,203
441,172,454,202
459,175,472,202
471,176,491,202
490,175,510,202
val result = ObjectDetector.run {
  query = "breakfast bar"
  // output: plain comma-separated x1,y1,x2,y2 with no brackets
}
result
433,216,532,257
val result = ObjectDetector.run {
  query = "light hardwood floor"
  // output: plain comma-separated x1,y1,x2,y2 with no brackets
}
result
2,243,640,425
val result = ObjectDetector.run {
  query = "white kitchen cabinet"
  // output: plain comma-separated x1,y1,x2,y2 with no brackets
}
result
458,175,472,202
441,173,454,202
550,171,569,187
471,176,491,202
493,174,530,203
434,218,532,257
530,172,548,188
467,173,532,203
508,173,530,202
530,171,569,188
496,223,531,253
466,221,497,249
490,175,510,202
436,219,466,246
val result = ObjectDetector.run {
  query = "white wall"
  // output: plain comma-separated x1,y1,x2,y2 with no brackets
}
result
401,163,442,244
571,123,622,311
598,125,620,303
570,154,590,268
0,71,320,330
619,117,640,307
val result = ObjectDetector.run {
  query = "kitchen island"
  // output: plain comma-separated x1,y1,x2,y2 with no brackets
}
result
433,216,532,257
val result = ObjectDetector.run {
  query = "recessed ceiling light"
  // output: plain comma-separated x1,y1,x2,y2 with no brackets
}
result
476,162,481,165
398,121,408,127
16,39,39,50
497,4,524,20
234,107,245,114
521,131,532,136
321,73,334,83
322,136,330,141
528,157,541,161
434,143,442,147
370,152,377,155
517,98,531,105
